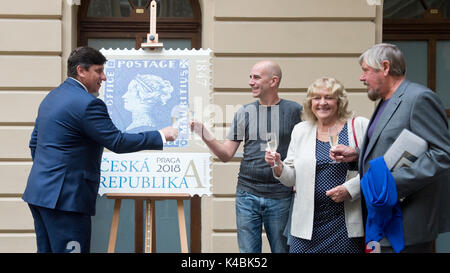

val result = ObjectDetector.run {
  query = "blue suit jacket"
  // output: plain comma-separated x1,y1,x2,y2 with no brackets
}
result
23,78,163,215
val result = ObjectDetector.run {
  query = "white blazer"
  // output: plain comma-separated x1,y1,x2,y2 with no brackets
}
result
275,117,369,240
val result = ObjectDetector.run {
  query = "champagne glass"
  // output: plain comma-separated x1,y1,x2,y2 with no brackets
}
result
266,132,278,168
171,105,182,128
189,110,195,133
171,115,179,128
328,125,339,163
189,110,195,121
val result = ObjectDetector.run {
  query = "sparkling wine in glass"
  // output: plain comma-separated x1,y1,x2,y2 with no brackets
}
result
171,116,178,127
328,125,339,163
188,110,195,136
266,132,278,168
171,105,182,128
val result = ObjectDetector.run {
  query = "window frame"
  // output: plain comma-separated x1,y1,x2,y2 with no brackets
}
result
383,3,450,117
77,0,202,49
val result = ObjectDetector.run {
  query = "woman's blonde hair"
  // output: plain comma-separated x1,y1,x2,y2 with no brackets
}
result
302,77,352,123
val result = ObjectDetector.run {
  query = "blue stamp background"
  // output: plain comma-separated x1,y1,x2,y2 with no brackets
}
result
104,59,189,147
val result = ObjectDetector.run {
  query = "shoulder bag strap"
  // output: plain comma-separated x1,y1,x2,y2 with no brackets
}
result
352,117,358,148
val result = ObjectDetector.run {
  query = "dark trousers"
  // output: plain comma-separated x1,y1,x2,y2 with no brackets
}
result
28,204,91,253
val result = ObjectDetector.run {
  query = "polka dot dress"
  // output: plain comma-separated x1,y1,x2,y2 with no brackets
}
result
289,123,364,253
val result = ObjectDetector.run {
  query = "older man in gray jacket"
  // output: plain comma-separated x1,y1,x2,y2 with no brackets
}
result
357,43,450,253
333,43,450,253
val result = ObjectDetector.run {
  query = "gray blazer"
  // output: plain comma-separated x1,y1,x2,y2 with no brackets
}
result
359,79,450,246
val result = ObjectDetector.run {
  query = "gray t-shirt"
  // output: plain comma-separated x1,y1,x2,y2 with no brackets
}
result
227,99,302,198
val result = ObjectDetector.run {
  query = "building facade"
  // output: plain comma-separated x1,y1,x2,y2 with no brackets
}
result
0,0,447,253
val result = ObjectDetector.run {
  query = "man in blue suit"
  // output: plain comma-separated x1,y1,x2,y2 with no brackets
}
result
22,46,178,253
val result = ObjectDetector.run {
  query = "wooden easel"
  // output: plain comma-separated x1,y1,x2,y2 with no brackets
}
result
106,193,190,253
141,0,163,50
106,1,191,253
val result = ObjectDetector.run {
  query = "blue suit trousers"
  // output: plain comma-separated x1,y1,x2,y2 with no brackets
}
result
28,204,91,253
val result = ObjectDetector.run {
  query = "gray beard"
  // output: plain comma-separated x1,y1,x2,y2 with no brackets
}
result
368,88,381,101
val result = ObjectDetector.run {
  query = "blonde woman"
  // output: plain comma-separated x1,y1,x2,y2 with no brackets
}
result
265,77,368,253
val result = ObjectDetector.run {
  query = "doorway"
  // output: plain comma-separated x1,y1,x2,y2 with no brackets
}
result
77,0,202,252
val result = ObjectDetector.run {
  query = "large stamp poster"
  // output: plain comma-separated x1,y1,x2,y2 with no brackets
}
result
104,58,189,147
99,48,212,196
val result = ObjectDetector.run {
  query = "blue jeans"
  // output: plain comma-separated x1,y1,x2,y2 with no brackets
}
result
235,189,291,253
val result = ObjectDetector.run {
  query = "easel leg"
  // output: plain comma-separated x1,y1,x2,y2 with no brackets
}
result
107,199,122,253
151,201,156,251
177,199,189,253
145,200,156,253
135,200,143,253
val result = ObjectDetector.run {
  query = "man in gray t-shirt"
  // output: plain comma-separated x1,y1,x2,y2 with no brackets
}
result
190,61,302,253
228,100,302,199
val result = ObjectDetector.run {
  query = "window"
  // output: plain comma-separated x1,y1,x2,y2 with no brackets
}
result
384,0,450,19
383,0,450,117
87,0,193,17
78,0,201,49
